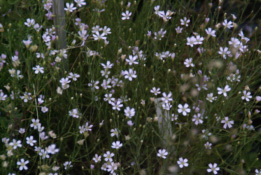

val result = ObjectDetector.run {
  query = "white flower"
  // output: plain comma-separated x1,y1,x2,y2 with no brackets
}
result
17,158,29,171
37,124,44,132
0,90,7,101
68,72,80,81
74,0,86,7
195,35,204,45
110,128,119,138
256,96,261,102
222,19,233,29
177,157,189,168
38,95,45,104
46,144,59,155
84,122,93,131
69,108,81,118
206,93,217,102
93,154,101,163
186,36,196,47
93,32,107,41
192,113,203,125
241,90,252,101
60,77,71,89
175,26,183,34
64,3,76,13
221,117,234,129
111,99,123,111
24,18,35,27
30,119,40,129
255,169,261,175
26,136,37,146
177,103,191,116
147,30,151,37
127,120,134,126
122,10,132,20
180,17,190,27
9,139,22,149
88,80,99,90
157,149,168,159
33,23,42,32
218,47,231,59
204,142,212,150
126,55,138,65
102,26,111,35
39,149,50,159
154,28,166,40
229,37,241,48
41,106,48,113
217,85,231,97
9,69,23,79
231,14,237,20
123,68,137,81
150,87,161,96
34,146,41,153
79,125,86,134
154,5,160,15
20,92,32,103
107,162,118,173
171,114,178,121
40,132,49,140
207,163,220,174
101,61,113,69
2,137,9,144
161,92,173,104
101,79,112,90
239,31,250,43
162,102,172,111
124,107,135,118
32,65,44,74
158,10,173,22
52,166,60,171
111,141,123,149
243,123,255,131
205,28,216,37
184,58,195,67
63,161,72,170
92,25,101,34
103,151,114,162
19,128,25,134
23,39,32,47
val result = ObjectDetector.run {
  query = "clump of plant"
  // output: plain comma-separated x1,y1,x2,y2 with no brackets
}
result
0,0,260,174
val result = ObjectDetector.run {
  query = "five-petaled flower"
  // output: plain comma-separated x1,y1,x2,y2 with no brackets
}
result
217,85,231,97
17,158,29,171
26,136,37,146
207,163,220,174
177,157,189,168
241,90,252,101
32,65,44,74
221,116,234,129
122,10,132,20
178,103,191,116
64,3,76,13
111,141,123,150
157,149,168,159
